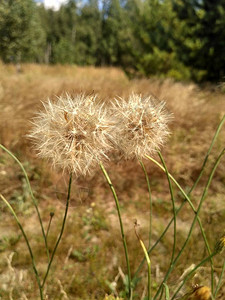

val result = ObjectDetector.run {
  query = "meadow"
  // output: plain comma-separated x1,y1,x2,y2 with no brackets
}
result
0,63,224,300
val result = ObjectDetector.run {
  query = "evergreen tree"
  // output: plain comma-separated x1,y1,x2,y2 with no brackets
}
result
128,0,188,79
74,0,102,65
0,0,224,82
52,0,77,64
0,0,45,63
100,0,137,69
172,0,225,81
197,0,225,81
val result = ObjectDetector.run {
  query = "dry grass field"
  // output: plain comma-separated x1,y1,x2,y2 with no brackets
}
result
0,63,224,300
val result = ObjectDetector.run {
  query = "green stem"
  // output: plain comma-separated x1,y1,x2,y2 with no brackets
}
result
0,193,43,300
134,226,151,300
0,144,50,262
153,149,224,300
134,154,211,282
133,201,185,280
145,156,196,212
139,160,152,250
158,152,176,291
41,173,72,288
146,155,213,279
46,213,54,239
133,118,224,280
171,252,217,300
187,115,224,293
214,258,225,298
163,283,170,300
187,115,224,294
140,241,151,300
189,115,225,194
99,162,132,299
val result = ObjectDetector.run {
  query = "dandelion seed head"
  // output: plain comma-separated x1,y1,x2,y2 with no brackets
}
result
29,94,113,176
111,93,172,159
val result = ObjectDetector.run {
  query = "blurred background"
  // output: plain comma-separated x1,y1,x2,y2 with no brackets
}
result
0,1,225,299
0,0,225,82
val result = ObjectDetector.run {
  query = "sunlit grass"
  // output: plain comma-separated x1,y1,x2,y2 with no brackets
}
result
0,64,224,299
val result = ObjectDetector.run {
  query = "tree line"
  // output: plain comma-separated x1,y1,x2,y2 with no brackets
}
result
0,0,225,82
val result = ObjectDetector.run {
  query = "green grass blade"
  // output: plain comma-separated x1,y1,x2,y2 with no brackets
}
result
189,114,225,194
133,200,186,280
0,193,43,300
0,144,50,261
146,155,212,265
154,149,224,300
139,160,152,250
100,162,132,299
134,119,224,280
214,258,225,298
134,225,151,300
158,152,176,267
163,283,170,300
157,152,176,300
171,252,216,300
42,173,72,288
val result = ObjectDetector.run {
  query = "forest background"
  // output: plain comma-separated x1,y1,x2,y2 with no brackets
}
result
1,0,225,83
1,1,225,299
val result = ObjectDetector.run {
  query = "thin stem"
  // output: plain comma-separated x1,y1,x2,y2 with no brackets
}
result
134,225,151,300
133,118,224,279
189,115,225,194
99,162,132,299
0,193,43,300
46,212,54,239
146,155,213,273
214,258,225,298
133,201,186,280
0,144,50,262
163,283,170,300
139,160,152,249
153,149,224,300
158,152,176,284
171,252,217,300
134,155,211,283
145,156,196,213
186,115,225,293
41,173,72,288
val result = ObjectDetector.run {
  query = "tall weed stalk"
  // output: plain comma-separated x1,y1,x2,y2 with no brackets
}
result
0,112,224,300
0,145,73,298
100,162,132,299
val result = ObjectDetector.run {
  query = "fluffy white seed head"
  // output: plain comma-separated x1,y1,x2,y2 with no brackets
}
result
111,93,172,159
29,94,114,176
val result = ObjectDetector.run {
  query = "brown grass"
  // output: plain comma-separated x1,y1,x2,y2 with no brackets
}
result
0,63,224,299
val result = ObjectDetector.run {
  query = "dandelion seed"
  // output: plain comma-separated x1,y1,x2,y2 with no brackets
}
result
28,94,114,176
111,93,172,159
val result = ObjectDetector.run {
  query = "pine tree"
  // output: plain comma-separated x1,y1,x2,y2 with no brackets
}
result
52,0,77,64
74,0,102,65
0,0,46,63
198,0,225,81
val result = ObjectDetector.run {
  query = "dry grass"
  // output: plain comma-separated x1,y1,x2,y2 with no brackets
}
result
0,63,224,299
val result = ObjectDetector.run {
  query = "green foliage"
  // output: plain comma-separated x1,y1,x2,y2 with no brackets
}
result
53,38,75,64
0,0,225,82
172,0,225,82
0,233,21,252
70,245,99,262
0,0,45,63
163,283,170,300
74,1,102,65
